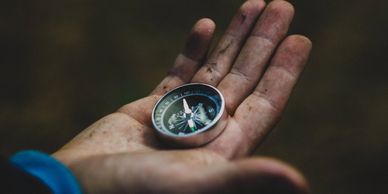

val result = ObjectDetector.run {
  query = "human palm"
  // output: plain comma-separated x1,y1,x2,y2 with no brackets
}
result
53,1,312,193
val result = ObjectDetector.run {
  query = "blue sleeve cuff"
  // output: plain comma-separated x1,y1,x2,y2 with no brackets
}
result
10,150,82,194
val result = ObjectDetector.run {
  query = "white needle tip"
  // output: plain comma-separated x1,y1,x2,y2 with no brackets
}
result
183,98,192,114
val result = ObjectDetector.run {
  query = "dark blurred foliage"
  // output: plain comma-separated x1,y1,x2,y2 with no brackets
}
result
1,0,387,193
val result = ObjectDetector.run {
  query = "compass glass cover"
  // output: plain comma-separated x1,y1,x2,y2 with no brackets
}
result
152,84,224,136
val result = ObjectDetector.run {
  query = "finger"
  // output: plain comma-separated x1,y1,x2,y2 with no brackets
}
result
151,18,215,95
191,0,266,86
186,156,309,194
218,0,295,114
207,35,312,158
227,157,310,194
184,157,309,194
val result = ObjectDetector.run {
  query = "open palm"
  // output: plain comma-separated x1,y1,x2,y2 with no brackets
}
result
53,1,312,193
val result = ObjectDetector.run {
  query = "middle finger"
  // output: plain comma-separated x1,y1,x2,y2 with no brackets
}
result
191,0,266,85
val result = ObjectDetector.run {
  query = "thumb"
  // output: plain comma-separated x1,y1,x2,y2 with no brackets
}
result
200,157,309,194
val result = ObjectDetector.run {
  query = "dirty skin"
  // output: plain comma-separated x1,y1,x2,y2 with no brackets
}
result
241,14,247,23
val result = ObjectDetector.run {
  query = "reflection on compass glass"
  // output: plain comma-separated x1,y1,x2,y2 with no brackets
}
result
152,83,224,137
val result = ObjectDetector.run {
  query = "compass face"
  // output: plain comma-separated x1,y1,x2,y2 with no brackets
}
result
152,83,224,137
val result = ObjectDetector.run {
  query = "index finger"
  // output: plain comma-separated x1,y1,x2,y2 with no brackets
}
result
151,18,215,95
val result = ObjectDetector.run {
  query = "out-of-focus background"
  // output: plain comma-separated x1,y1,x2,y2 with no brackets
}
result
1,0,387,193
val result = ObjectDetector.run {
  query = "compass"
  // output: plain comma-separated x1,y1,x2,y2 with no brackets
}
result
152,83,226,147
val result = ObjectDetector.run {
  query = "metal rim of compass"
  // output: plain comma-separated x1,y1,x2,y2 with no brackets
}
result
151,83,226,147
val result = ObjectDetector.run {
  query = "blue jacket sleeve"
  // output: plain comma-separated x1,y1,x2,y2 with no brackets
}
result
4,150,82,194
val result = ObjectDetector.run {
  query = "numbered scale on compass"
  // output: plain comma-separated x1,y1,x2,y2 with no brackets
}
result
152,83,225,137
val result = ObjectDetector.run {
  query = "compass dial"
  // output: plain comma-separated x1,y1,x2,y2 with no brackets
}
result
152,83,224,138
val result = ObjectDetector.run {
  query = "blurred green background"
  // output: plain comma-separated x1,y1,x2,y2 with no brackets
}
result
1,0,387,193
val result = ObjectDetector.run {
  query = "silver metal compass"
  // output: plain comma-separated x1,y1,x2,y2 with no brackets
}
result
152,83,226,147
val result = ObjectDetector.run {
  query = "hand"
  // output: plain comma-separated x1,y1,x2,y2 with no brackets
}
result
53,0,312,193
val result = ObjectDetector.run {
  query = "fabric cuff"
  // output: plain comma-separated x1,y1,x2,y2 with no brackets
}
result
10,150,82,194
